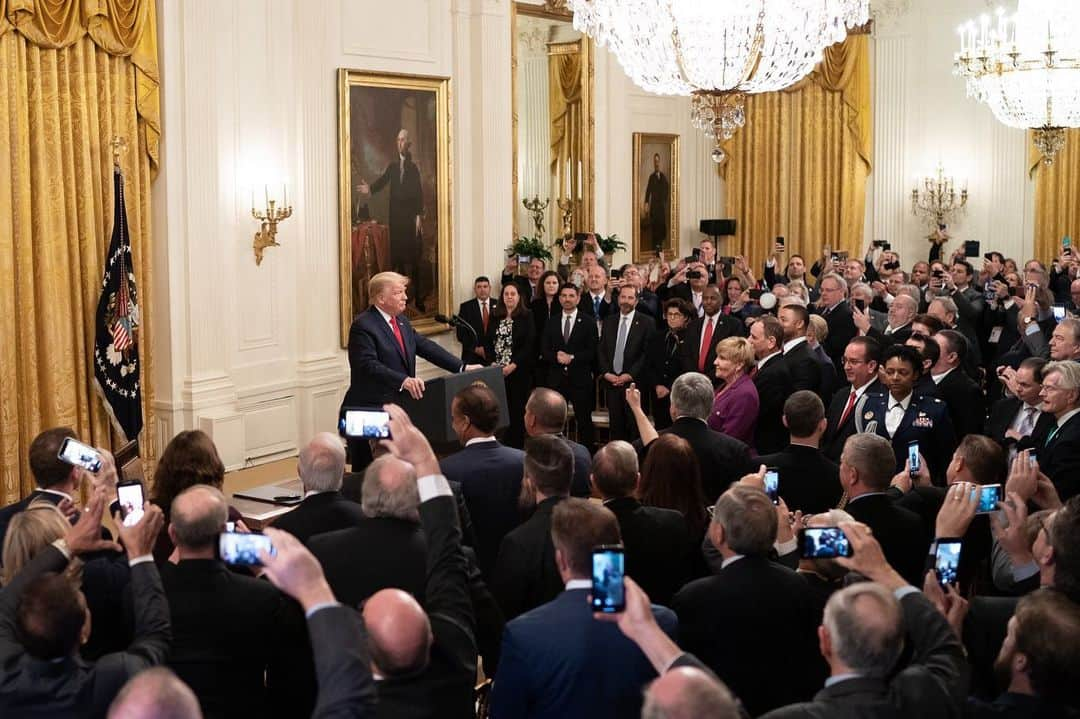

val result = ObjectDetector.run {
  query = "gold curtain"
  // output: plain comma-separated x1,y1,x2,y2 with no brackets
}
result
549,40,583,231
0,0,159,503
721,34,872,272
1031,129,1080,263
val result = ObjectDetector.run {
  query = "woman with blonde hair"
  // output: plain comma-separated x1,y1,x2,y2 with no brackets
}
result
707,336,760,447
1,500,75,585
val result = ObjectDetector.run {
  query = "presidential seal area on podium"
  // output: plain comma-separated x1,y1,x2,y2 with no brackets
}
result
340,271,507,470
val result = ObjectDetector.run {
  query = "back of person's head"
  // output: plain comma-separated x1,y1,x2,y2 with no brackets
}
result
524,434,574,497
550,498,621,578
364,586,432,677
525,387,568,432
823,582,904,677
361,456,420,521
670,372,714,421
639,434,706,536
784,391,825,438
642,666,741,719
108,667,203,719
169,485,228,550
807,313,829,344
453,382,501,435
590,441,639,499
712,485,777,556
1050,496,1080,602
1007,589,1080,704
2,501,72,585
297,432,346,493
912,313,944,334
841,433,895,492
152,430,226,518
27,427,77,489
955,435,1006,485
16,572,86,659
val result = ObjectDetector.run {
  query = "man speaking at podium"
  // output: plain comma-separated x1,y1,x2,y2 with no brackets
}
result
342,271,480,470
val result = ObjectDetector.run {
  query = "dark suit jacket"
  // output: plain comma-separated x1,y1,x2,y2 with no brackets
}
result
270,491,365,545
529,297,559,338
844,494,928,586
863,392,957,484
639,417,755,503
821,300,858,371
1027,411,1080,500
599,312,654,381
160,559,315,718
867,322,914,347
578,292,611,322
680,313,744,375
934,368,985,439
541,311,599,389
985,396,1030,449
0,547,170,719
603,496,690,606
490,588,677,719
490,496,566,621
306,604,377,719
0,489,64,554
368,155,423,246
456,297,497,364
754,353,794,454
823,380,885,461
672,556,824,716
310,517,428,607
756,444,842,514
784,340,823,395
813,343,839,401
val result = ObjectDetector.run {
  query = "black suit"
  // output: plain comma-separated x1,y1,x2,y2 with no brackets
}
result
310,518,429,607
305,604,377,718
755,444,842,514
367,153,424,280
820,301,858,372
456,297,497,365
160,559,315,719
603,496,690,606
934,368,985,439
1028,412,1080,500
599,311,655,440
484,312,535,448
823,380,884,461
784,340,823,395
649,328,687,429
638,417,754,503
867,322,913,347
578,292,612,322
844,493,928,586
560,433,593,498
680,313,744,376
542,312,599,448
672,556,824,716
644,170,670,250
985,396,1039,449
754,353,794,454
270,490,365,545
490,495,566,621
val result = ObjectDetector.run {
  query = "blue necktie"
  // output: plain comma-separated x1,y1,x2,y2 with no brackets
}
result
594,297,601,316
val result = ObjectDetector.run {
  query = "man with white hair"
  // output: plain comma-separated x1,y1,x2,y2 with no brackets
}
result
816,273,857,372
858,293,915,346
272,432,363,544
107,668,202,719
1019,360,1080,499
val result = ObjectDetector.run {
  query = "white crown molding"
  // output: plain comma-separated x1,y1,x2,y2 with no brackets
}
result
870,0,911,35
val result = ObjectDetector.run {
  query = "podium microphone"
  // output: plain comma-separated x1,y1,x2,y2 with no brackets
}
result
434,313,456,325
436,313,479,347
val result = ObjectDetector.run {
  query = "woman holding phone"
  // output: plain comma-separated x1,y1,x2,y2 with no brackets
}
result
485,283,535,448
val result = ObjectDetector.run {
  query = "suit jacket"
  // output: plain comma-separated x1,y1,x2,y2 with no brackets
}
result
1026,411,1080,500
981,301,1021,369
672,556,824,716
820,300,858,372
368,154,423,245
603,496,690,606
650,329,687,389
529,296,559,338
0,489,64,552
160,559,315,719
754,353,794,454
707,373,759,447
0,546,171,719
490,588,677,719
440,440,526,577
755,444,842,514
813,343,839,401
785,340,823,395
985,396,1033,449
560,434,593,499
456,297,498,364
640,417,755,503
844,494,928,586
636,289,661,321
541,312,599,389
270,491,365,545
306,604,377,719
310,517,428,607
966,692,1080,719
933,368,985,439
863,392,957,484
578,292,612,322
680,313,744,375
598,312,654,381
490,496,566,621
867,323,914,348
823,381,883,461
343,306,461,409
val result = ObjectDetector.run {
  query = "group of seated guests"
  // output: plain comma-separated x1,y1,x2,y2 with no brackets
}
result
2,238,1080,718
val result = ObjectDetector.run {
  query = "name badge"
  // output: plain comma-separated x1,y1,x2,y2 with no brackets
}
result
989,326,1003,344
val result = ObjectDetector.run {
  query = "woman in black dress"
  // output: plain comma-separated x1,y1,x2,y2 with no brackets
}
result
648,297,694,430
486,283,534,448
530,270,562,387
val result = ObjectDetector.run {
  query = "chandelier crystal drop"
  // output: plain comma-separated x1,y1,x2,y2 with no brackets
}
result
954,1,1080,165
566,0,869,158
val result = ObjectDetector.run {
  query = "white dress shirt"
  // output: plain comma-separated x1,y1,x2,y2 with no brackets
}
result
885,392,913,437
783,336,807,353
930,367,956,385
757,351,782,370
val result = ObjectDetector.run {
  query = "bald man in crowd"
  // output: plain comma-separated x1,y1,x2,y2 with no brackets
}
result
272,432,364,544
108,668,202,719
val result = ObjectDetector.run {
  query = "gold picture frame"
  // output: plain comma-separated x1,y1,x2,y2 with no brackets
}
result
338,69,453,348
632,132,680,262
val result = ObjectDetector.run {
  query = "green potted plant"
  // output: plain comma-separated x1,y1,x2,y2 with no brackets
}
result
506,235,553,263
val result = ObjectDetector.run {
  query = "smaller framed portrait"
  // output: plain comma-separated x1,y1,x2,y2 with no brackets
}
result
632,133,679,262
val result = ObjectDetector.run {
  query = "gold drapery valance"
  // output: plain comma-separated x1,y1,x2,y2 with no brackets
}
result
720,34,872,272
1030,129,1080,263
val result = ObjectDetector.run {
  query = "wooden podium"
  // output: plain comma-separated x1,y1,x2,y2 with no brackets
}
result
397,366,509,445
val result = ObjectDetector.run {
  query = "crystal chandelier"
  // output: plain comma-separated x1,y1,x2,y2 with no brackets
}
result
911,166,968,229
566,0,869,162
954,1,1080,165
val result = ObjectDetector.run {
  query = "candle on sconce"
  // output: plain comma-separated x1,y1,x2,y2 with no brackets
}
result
283,183,287,208
264,185,269,208
577,161,582,201
251,189,255,213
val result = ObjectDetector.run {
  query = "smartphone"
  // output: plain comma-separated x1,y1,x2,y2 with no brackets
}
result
1009,285,1024,298
116,481,145,528
691,247,701,260
830,253,840,264
748,288,763,301
800,527,853,559
763,467,779,505
57,437,103,473
872,239,884,248
339,408,392,439
686,270,703,280
610,268,623,280
883,261,900,270
838,251,849,261
219,532,275,566
1064,235,1072,249
964,240,980,258
934,540,962,587
977,484,1002,514
1028,451,1038,468
882,243,892,251
854,298,866,311
574,232,590,244
590,545,625,613
719,256,735,265
517,254,531,265
984,252,996,262
1053,304,1067,322
776,236,785,247
907,441,920,478
932,269,945,278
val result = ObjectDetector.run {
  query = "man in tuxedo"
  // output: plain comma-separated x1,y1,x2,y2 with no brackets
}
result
439,383,525,576
271,432,364,545
750,316,794,454
817,273,857,372
681,285,743,376
986,357,1047,458
672,485,824,716
523,388,592,497
599,285,656,440
542,283,600,448
491,499,678,718
456,276,496,365
490,435,574,620
757,391,842,514
159,486,315,718
1027,361,1080,499
930,330,985,439
643,152,670,252
591,441,690,605
780,304,822,395
823,337,883,462
342,271,476,471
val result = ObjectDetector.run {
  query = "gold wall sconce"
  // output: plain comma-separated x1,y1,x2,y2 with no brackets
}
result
252,185,292,265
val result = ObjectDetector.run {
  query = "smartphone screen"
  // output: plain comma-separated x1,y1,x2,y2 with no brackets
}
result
590,546,625,613
764,468,779,505
748,289,763,301
907,442,920,477
116,482,145,528
976,484,1002,514
219,532,275,566
610,268,623,280
340,409,392,439
964,240,980,258
800,527,852,558
1053,304,1066,322
1028,451,1038,468
692,248,701,260
776,236,785,247
57,437,103,473
934,540,962,587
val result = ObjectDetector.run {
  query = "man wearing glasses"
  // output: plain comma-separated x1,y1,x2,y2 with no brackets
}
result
823,337,884,462
1017,361,1080,500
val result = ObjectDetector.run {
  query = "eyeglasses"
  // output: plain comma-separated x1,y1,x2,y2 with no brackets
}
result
841,357,866,366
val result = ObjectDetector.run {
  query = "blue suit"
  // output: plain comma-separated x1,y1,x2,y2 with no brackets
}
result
860,391,956,483
490,587,677,719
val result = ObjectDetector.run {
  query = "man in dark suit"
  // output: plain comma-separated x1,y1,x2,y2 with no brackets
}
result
342,271,476,471
662,260,710,315
986,358,1046,456
636,372,754,503
816,273,858,372
672,485,824,716
0,492,170,717
542,283,600,449
490,435,574,621
680,285,742,376
501,256,546,304
981,281,1022,371
440,383,525,577
780,304,823,395
523,388,591,498
271,433,364,545
455,276,497,365
757,391,842,514
591,441,690,606
930,330,985,439
760,522,967,719
491,499,678,718
578,265,612,324
159,486,315,718
862,293,917,347
1023,360,1080,500
823,337,883,462
599,285,656,440
643,152,670,252
750,315,794,454
619,264,661,320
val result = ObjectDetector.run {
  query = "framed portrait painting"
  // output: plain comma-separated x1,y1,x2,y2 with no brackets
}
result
338,69,452,347
632,133,679,262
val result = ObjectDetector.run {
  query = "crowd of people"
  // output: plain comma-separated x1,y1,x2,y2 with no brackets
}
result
2,235,1080,718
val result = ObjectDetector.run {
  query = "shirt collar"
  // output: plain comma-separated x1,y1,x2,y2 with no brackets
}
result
720,554,745,569
37,488,73,502
931,367,955,384
304,489,334,499
757,351,782,369
783,336,807,353
563,309,578,321
375,306,394,324
854,378,876,398
1057,407,1080,426
591,292,604,301
565,579,592,591
619,310,635,324
889,392,913,411
825,672,864,687
465,436,498,447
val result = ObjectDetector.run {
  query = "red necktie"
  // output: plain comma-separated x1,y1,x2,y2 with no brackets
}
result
839,389,858,426
698,317,714,372
481,301,489,333
390,316,407,356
